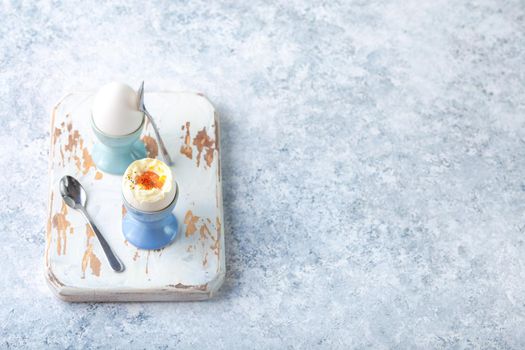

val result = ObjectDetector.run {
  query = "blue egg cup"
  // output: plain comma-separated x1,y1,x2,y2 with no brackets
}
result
91,115,147,175
122,182,179,250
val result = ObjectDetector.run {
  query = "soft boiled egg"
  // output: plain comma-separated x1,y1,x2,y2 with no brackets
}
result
92,82,144,136
122,158,176,212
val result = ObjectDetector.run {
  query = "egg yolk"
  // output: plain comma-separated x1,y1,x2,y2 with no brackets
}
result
135,171,165,190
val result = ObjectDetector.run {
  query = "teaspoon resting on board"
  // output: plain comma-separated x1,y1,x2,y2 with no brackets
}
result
137,81,174,166
59,175,125,272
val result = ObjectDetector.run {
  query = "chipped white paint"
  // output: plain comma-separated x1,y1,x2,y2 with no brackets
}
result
45,92,225,302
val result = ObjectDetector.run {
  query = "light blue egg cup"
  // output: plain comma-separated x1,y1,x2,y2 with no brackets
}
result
91,114,147,175
122,182,179,250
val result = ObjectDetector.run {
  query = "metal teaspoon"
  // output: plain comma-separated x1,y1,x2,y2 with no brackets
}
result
137,81,174,166
59,175,125,272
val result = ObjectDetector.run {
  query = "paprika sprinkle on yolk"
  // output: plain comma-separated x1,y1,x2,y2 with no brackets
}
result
135,171,166,190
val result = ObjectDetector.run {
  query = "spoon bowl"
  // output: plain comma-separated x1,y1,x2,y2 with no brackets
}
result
59,175,87,209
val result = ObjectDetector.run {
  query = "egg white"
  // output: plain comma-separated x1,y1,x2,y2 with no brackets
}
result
122,158,176,212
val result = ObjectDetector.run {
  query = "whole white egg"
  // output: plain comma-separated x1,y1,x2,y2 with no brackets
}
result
92,82,144,136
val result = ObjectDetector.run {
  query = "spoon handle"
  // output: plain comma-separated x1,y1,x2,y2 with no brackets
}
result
144,109,173,166
79,206,125,273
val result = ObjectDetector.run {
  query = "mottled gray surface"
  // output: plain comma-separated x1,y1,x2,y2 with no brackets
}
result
1,0,525,348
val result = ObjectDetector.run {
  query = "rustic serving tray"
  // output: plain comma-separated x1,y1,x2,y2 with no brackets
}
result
45,91,225,302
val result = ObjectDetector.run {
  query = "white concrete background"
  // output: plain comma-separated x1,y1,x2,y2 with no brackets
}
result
1,0,525,348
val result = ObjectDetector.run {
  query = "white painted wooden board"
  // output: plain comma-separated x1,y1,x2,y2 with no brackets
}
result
45,92,225,302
